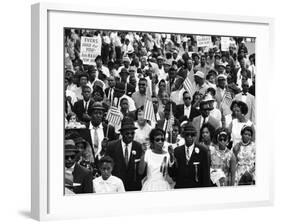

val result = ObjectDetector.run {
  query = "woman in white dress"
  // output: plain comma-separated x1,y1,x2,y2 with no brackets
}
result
138,128,174,191
229,101,255,146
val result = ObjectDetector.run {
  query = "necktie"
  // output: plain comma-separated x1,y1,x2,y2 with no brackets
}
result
202,117,206,127
124,144,129,166
186,147,190,165
93,128,99,156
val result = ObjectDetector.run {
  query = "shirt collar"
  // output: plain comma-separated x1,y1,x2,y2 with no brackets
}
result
185,143,195,156
89,122,103,129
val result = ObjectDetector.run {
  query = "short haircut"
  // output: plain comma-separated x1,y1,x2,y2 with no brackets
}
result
82,85,91,92
182,90,191,98
98,156,114,168
120,97,129,104
138,77,147,83
149,128,165,143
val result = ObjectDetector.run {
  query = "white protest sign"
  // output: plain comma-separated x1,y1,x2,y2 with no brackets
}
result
196,36,212,47
80,36,102,65
221,37,230,51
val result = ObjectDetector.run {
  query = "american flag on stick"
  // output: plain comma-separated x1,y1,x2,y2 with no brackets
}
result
106,106,122,126
144,99,156,122
221,91,232,108
183,76,196,97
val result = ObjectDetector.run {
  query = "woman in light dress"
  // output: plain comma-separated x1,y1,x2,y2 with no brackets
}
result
209,128,236,186
233,126,255,185
138,128,174,191
229,101,255,146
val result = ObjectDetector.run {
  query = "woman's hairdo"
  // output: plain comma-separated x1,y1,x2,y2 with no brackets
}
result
237,101,248,115
149,128,165,143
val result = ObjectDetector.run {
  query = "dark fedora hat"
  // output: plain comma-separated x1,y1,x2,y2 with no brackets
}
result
88,102,105,113
119,117,137,132
181,122,197,135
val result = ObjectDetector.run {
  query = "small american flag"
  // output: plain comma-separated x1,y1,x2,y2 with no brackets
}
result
221,91,232,108
106,106,121,126
166,114,175,133
144,99,156,122
183,76,195,97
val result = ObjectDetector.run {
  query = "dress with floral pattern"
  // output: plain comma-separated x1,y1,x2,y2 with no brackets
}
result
210,147,235,186
235,142,255,185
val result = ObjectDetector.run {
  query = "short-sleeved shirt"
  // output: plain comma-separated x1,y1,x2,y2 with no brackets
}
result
93,175,125,193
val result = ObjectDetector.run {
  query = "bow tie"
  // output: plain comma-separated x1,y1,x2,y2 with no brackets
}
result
242,93,247,96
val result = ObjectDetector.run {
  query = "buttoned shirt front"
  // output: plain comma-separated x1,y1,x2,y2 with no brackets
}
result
89,122,104,157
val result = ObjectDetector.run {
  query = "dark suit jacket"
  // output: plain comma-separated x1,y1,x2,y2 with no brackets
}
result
125,83,135,97
168,144,210,188
106,139,143,191
71,163,93,194
79,122,117,150
73,99,95,122
175,105,200,122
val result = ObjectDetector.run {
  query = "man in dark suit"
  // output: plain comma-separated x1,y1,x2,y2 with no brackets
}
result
64,139,93,194
119,68,135,97
105,117,143,191
104,75,116,105
168,122,210,188
77,102,117,160
175,91,200,123
156,100,177,131
72,86,94,123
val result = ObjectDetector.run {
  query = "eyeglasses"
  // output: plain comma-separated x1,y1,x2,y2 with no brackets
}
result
154,138,165,142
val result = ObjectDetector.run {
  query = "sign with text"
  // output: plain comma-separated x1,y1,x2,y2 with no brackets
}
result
80,36,102,65
196,36,212,47
221,37,230,51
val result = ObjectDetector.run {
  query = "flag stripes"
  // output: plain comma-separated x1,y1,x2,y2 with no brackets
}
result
183,76,195,97
144,99,156,122
106,106,121,126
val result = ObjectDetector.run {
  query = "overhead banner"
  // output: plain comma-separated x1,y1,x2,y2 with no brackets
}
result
196,36,212,47
80,36,102,65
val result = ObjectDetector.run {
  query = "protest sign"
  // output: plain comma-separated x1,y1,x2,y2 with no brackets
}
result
196,36,212,47
80,36,102,65
221,37,230,51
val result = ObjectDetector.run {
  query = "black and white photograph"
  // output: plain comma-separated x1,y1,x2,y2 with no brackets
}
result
64,28,256,195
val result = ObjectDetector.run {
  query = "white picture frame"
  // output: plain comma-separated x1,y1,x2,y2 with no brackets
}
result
31,2,274,221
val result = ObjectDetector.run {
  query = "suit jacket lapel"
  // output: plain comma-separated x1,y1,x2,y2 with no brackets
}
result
117,140,127,169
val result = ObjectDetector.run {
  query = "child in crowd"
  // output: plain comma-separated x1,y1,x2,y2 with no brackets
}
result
65,112,86,129
93,156,125,193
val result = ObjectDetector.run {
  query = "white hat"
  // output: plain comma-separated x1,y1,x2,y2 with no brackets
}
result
217,74,227,80
194,71,205,79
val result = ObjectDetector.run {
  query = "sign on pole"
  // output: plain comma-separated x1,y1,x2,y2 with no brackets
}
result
80,36,102,65
196,36,212,47
221,37,230,51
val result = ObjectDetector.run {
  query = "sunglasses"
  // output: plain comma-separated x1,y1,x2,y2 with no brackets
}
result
218,138,228,142
183,97,191,100
154,138,165,142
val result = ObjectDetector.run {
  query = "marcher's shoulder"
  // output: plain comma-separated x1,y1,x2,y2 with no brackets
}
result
108,139,121,148
174,145,185,154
